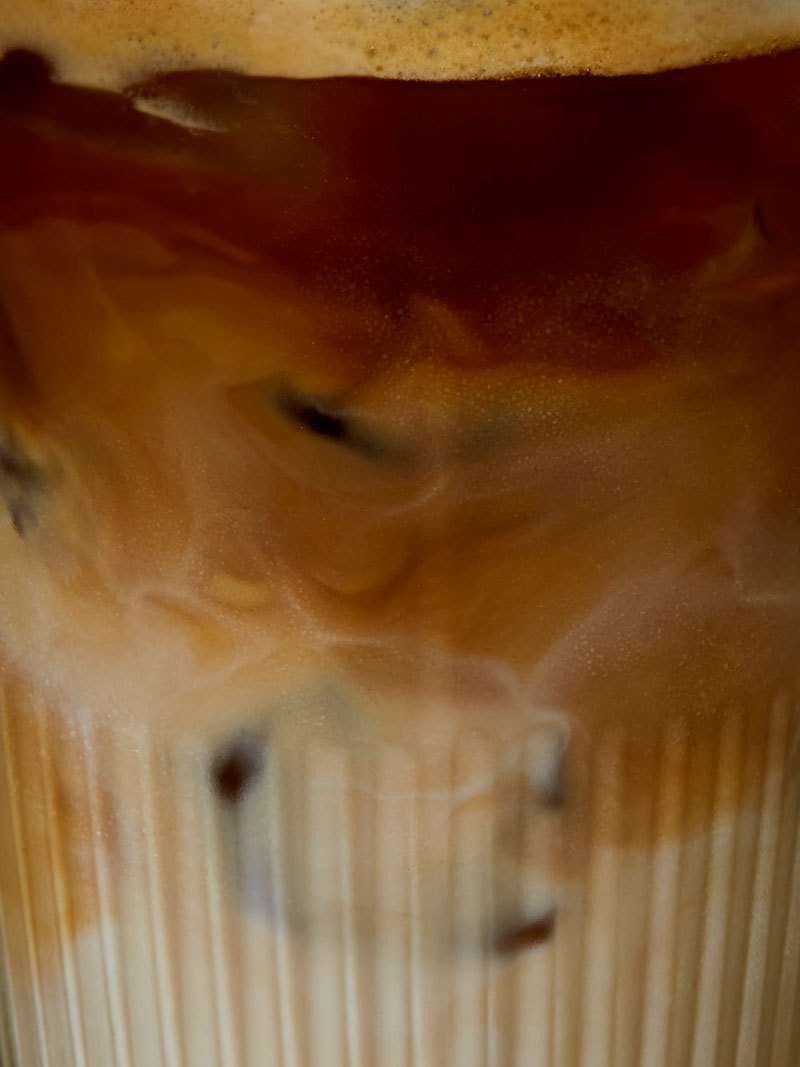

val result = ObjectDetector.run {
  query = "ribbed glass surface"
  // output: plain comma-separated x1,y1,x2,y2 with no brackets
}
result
2,677,799,1067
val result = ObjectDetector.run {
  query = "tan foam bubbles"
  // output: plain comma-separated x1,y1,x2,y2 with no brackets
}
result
1,0,800,90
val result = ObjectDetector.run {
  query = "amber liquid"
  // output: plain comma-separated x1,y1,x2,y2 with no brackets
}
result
1,46,800,1067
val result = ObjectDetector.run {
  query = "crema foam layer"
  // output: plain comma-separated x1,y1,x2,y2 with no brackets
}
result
0,0,799,90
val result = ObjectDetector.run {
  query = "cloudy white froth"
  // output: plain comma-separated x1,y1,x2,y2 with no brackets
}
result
0,0,799,90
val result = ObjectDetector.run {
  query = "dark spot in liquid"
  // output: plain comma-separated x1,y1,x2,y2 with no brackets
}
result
494,910,556,956
0,438,44,537
275,385,402,462
0,446,36,484
291,400,350,442
210,734,267,804
276,386,361,446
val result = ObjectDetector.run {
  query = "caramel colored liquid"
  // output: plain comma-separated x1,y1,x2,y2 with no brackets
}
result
1,46,800,1067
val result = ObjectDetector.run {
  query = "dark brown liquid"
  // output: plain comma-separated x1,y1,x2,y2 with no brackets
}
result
3,47,800,373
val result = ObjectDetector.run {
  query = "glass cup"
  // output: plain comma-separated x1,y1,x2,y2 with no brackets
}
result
1,9,799,1067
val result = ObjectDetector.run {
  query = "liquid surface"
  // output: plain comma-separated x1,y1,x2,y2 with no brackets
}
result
3,0,800,88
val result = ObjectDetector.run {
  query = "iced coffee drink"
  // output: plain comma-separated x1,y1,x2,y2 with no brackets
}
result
1,1,799,1064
